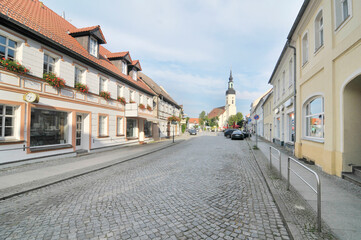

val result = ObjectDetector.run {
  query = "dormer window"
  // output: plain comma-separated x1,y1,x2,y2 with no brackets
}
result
89,37,98,57
122,61,128,75
133,70,137,81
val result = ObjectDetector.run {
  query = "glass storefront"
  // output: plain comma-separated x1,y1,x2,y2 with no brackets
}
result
288,113,295,142
144,120,152,137
30,108,68,147
126,119,137,138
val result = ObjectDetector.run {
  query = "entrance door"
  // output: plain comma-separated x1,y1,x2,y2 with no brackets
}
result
76,114,83,150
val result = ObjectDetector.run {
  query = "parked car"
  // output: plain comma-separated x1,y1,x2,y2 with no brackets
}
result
242,130,251,138
231,130,244,140
189,129,197,135
224,129,236,138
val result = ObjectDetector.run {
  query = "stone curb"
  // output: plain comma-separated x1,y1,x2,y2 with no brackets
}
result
246,139,301,240
0,139,186,201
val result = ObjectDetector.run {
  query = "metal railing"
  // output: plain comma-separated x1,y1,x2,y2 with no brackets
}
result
269,146,282,179
287,156,321,232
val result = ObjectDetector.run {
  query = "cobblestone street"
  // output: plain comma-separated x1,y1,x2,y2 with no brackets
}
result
0,136,290,240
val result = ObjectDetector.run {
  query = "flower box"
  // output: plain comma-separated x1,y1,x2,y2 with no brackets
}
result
75,82,89,93
117,97,126,105
146,104,152,111
99,91,111,100
0,58,30,74
139,103,145,110
43,72,65,89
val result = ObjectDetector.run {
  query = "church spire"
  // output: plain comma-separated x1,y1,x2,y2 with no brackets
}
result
229,69,233,81
226,69,235,95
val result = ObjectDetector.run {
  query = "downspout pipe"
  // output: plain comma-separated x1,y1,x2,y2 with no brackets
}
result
287,41,297,151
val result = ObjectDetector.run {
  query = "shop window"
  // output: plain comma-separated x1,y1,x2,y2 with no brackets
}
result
288,113,295,142
117,117,123,136
304,97,324,139
98,115,108,137
43,54,55,74
126,119,137,138
30,108,69,147
0,34,17,61
0,105,16,139
144,121,152,138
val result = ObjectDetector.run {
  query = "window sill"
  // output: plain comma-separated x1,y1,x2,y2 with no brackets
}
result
0,139,25,145
335,15,352,33
314,44,324,55
30,144,73,152
301,137,324,144
302,61,309,68
98,136,109,138
116,134,125,137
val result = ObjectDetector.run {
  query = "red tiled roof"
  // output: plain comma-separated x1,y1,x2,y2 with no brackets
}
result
131,60,142,71
106,51,129,59
189,118,199,124
0,0,154,95
69,25,98,34
208,107,225,119
69,25,107,44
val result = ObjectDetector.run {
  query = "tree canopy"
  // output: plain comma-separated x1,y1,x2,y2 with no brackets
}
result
228,112,244,128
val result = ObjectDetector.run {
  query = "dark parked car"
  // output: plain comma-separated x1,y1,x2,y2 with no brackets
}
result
231,130,244,140
224,129,236,138
189,129,197,135
242,130,251,138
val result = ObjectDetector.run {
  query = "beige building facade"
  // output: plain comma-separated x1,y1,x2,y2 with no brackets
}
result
262,91,274,142
288,0,361,176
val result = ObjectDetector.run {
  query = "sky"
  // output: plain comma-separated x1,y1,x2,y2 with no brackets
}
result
43,0,304,118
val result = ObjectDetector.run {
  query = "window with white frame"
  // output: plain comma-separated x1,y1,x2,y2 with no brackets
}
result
302,33,309,65
117,85,123,98
335,0,351,29
277,79,280,99
132,70,137,80
74,66,84,84
0,104,16,139
289,59,293,87
117,117,123,135
99,77,107,93
122,61,127,75
304,97,324,139
139,95,143,104
0,34,17,61
98,115,108,137
315,11,324,51
89,37,98,57
129,90,134,102
43,54,55,74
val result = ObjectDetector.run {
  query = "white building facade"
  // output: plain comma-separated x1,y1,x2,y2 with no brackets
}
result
269,45,295,150
0,1,161,163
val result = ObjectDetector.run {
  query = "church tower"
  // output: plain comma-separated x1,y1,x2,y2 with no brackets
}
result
225,70,237,119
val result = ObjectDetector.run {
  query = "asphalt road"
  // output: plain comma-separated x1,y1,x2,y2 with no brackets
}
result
0,135,290,240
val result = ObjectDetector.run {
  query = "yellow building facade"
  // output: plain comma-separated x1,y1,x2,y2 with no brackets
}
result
289,0,361,176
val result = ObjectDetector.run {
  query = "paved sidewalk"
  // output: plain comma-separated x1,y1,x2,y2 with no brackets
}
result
249,136,361,240
0,138,186,200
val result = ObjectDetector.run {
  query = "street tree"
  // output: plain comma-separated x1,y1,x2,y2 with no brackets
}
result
228,112,244,128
